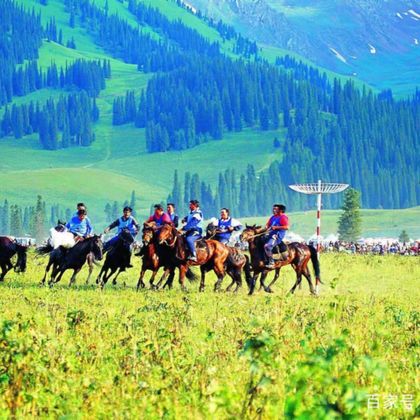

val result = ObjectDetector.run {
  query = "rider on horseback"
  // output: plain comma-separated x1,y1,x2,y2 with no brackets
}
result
211,208,242,245
145,204,172,227
181,199,203,262
66,209,93,240
167,203,179,228
264,204,289,268
103,206,139,260
73,202,93,231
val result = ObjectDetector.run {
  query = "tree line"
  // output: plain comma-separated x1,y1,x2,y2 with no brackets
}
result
1,91,99,149
1,58,110,106
0,0,43,106
0,191,139,241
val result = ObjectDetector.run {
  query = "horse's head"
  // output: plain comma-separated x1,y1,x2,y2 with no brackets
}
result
205,221,218,239
142,225,155,246
158,223,176,246
240,224,260,243
91,235,103,261
120,228,134,245
14,243,28,273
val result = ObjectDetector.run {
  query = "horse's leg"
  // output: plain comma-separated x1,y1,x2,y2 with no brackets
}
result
199,266,206,292
0,263,7,281
112,268,122,286
213,267,226,292
53,269,65,285
86,257,94,285
289,269,303,295
69,268,81,287
49,264,61,285
95,265,105,285
155,268,170,289
164,269,175,289
266,267,281,292
40,258,53,285
225,270,235,292
259,271,272,293
302,265,316,296
101,268,115,289
149,270,159,290
179,265,187,292
136,268,146,291
248,272,258,295
233,269,242,293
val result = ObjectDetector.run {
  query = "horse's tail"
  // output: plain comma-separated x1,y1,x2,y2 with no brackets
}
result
186,268,197,282
309,245,322,283
243,254,253,288
36,243,53,255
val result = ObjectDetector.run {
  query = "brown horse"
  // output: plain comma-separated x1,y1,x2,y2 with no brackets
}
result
136,224,171,290
158,224,229,292
205,223,253,292
136,223,196,290
240,225,321,295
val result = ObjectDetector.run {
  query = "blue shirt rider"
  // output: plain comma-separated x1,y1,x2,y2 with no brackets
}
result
103,206,139,256
72,202,93,234
66,209,92,240
181,199,203,262
167,203,179,228
212,208,242,245
265,204,289,268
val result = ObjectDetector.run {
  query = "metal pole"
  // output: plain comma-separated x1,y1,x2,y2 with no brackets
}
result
316,180,322,295
316,179,322,257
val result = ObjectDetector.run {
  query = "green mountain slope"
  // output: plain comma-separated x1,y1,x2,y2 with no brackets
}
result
0,0,417,235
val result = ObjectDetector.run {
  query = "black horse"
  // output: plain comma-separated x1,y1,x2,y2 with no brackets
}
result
0,236,28,281
96,229,134,289
38,235,103,287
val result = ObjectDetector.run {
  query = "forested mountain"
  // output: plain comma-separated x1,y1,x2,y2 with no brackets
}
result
187,0,420,96
0,0,418,224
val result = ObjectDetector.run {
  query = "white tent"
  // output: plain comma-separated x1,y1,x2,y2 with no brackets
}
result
285,231,305,243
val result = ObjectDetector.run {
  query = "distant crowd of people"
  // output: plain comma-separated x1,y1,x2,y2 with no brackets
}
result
321,241,420,256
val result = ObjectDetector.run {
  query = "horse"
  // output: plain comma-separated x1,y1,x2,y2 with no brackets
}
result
38,235,103,287
0,237,28,281
136,223,196,290
205,223,253,292
157,224,229,292
96,229,134,289
240,225,321,295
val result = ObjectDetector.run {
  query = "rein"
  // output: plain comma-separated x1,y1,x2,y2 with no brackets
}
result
245,229,270,240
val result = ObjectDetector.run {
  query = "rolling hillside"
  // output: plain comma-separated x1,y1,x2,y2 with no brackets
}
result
0,0,418,236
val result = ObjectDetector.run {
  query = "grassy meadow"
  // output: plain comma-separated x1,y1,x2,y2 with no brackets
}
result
0,251,418,417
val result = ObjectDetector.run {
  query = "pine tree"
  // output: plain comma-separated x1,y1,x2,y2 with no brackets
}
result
34,195,46,242
399,230,409,243
129,190,137,216
104,203,112,222
337,188,362,242
111,201,119,221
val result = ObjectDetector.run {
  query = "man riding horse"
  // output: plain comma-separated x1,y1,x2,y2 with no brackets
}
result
66,208,93,241
145,204,172,228
264,204,289,268
180,199,204,262
167,203,179,228
209,208,242,245
103,206,139,267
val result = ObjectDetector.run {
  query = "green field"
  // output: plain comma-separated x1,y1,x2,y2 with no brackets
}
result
0,252,418,417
